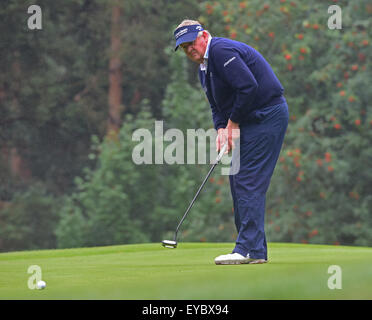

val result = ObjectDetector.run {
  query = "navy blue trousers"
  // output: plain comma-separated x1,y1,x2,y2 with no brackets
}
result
229,102,289,260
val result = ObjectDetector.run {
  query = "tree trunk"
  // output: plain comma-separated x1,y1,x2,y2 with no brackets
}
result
9,147,31,180
107,3,124,137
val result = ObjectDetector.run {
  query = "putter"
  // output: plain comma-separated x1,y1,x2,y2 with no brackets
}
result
162,143,228,249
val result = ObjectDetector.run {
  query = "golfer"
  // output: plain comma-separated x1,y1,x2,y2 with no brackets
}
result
173,20,289,265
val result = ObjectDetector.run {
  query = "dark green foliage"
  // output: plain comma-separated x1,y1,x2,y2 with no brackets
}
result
0,0,200,251
0,184,60,252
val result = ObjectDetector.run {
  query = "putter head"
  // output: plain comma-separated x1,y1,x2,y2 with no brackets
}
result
162,240,177,249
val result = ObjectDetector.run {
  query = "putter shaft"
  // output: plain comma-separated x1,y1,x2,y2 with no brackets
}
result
173,143,228,242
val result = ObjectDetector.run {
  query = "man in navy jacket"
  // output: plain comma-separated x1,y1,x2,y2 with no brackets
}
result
174,20,289,265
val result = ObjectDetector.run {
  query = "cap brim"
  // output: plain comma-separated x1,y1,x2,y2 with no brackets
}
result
174,32,199,51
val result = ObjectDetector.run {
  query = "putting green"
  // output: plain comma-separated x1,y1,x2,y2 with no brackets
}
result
0,242,371,299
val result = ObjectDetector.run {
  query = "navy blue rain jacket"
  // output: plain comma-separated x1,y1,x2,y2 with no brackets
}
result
198,37,285,130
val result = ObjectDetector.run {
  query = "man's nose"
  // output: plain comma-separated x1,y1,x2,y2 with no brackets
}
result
186,44,194,53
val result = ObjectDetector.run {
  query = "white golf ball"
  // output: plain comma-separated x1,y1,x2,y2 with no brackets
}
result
36,280,46,290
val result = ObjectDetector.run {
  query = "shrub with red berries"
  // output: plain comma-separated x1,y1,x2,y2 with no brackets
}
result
201,0,372,246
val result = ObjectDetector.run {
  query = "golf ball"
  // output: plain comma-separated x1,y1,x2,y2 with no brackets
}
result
36,280,46,290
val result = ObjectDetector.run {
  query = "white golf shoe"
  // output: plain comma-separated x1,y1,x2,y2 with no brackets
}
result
214,253,250,265
214,253,268,265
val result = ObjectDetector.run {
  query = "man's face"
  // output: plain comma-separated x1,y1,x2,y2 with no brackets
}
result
180,31,208,64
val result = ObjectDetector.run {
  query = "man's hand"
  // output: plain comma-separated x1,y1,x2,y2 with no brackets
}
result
216,119,240,153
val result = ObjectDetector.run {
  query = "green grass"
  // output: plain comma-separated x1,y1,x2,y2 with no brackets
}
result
0,242,371,299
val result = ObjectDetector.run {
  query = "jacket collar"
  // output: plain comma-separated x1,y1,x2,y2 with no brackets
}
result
200,35,213,71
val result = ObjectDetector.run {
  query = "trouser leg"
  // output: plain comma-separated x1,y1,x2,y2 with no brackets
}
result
229,102,288,260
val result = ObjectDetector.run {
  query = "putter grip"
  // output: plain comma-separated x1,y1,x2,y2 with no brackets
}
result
216,143,228,162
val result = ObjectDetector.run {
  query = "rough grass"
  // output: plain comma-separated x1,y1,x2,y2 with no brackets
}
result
0,242,371,299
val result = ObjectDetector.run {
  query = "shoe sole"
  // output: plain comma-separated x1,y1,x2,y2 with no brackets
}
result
215,260,250,265
215,259,268,265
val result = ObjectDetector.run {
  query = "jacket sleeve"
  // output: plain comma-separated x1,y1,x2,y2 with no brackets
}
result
210,104,227,130
213,46,258,123
198,69,227,130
